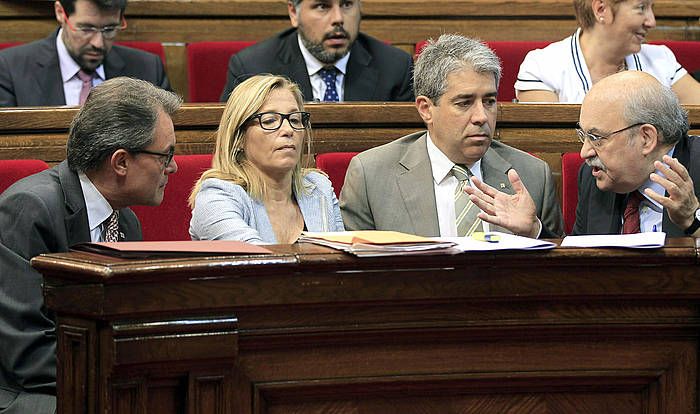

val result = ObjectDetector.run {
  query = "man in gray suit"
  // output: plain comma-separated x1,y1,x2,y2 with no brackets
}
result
220,0,413,102
340,34,563,238
0,77,180,413
0,0,170,107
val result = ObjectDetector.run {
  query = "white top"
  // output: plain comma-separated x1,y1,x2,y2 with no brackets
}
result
297,34,350,102
515,28,687,103
78,172,115,242
425,132,484,237
56,29,105,106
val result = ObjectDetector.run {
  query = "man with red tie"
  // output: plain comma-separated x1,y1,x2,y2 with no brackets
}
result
468,71,700,236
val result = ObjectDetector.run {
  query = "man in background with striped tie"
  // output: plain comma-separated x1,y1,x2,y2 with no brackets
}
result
0,77,180,413
340,34,563,238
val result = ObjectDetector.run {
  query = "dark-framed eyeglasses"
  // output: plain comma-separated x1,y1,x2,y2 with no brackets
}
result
60,7,127,40
245,111,311,131
575,122,644,147
131,147,175,167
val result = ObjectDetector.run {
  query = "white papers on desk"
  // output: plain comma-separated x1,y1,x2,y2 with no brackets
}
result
436,232,557,251
560,232,666,248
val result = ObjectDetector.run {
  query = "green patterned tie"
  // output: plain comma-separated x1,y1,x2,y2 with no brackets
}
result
452,164,483,237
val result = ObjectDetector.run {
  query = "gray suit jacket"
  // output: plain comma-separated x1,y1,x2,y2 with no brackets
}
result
340,131,564,237
0,161,141,413
0,30,171,107
220,28,414,102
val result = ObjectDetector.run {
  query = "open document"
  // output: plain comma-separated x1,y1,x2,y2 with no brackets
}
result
436,232,557,252
560,232,666,248
298,231,459,257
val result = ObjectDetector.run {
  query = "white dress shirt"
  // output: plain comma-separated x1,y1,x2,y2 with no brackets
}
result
78,172,115,242
297,34,350,102
56,29,105,106
426,132,486,237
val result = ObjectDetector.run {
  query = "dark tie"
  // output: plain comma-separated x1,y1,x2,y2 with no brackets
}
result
319,67,339,102
452,164,483,237
622,191,643,234
77,70,95,105
103,211,120,242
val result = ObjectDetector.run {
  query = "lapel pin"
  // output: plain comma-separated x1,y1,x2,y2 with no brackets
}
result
499,183,506,189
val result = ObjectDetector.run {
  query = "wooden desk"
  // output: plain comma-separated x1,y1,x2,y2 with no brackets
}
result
34,239,700,413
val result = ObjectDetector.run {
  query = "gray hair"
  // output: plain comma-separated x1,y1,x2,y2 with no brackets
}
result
67,77,182,173
623,81,689,145
414,34,502,104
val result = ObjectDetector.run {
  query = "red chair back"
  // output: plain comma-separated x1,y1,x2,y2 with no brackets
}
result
131,154,212,241
187,41,255,103
0,159,50,195
650,40,700,73
561,152,585,235
115,41,166,65
415,40,551,102
315,152,359,198
0,43,21,51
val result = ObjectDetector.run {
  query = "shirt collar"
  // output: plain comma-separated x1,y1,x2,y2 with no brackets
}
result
78,171,114,234
297,33,350,76
56,28,106,83
426,131,482,184
637,145,677,211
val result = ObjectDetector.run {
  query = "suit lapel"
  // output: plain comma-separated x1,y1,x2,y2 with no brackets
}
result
481,147,514,195
397,133,440,236
35,32,66,106
277,32,314,101
343,41,378,101
57,161,91,246
104,46,126,80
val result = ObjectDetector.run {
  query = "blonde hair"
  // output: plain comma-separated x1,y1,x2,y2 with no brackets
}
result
573,0,627,30
189,75,313,207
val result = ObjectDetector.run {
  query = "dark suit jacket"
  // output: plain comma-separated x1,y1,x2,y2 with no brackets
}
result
693,70,700,82
0,30,171,107
573,135,700,236
220,28,414,102
0,161,141,412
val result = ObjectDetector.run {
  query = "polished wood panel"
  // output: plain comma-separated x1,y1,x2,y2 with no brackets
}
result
33,238,700,413
1,0,698,98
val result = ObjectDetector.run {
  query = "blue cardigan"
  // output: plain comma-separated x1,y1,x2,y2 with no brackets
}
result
190,171,344,243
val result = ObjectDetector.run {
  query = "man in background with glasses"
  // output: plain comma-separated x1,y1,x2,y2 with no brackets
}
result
0,77,180,413
467,70,700,237
0,0,171,107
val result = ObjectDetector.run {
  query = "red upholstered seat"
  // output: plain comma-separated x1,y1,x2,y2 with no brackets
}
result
0,43,21,51
0,159,50,195
315,152,359,198
561,152,585,235
415,40,551,102
650,40,700,73
131,154,212,241
115,41,167,64
186,41,255,103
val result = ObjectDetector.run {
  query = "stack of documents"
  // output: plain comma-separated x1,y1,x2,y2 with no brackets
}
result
71,240,273,258
437,232,557,251
298,231,459,257
560,232,666,248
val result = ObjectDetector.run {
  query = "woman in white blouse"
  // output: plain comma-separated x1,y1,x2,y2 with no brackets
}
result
189,75,344,244
515,0,700,104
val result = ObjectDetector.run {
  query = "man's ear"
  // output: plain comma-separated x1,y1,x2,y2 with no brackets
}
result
639,123,659,156
110,149,130,177
415,96,434,125
288,1,300,28
54,1,65,24
592,0,607,21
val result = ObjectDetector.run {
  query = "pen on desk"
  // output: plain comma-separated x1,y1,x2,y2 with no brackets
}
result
652,225,657,232
472,232,500,243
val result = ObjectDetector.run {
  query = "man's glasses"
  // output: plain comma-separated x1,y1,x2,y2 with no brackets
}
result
61,9,127,40
131,147,175,168
576,122,644,147
246,111,311,131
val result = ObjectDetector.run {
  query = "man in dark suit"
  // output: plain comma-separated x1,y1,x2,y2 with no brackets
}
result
0,77,180,413
220,0,413,102
572,71,700,236
0,0,170,107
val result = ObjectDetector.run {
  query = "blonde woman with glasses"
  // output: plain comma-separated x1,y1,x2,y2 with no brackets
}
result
189,74,344,244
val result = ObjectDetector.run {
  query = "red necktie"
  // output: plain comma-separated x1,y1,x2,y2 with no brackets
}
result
77,70,95,105
622,191,644,234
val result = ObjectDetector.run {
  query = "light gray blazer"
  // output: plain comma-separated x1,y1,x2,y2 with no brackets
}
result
190,171,344,243
340,131,564,237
